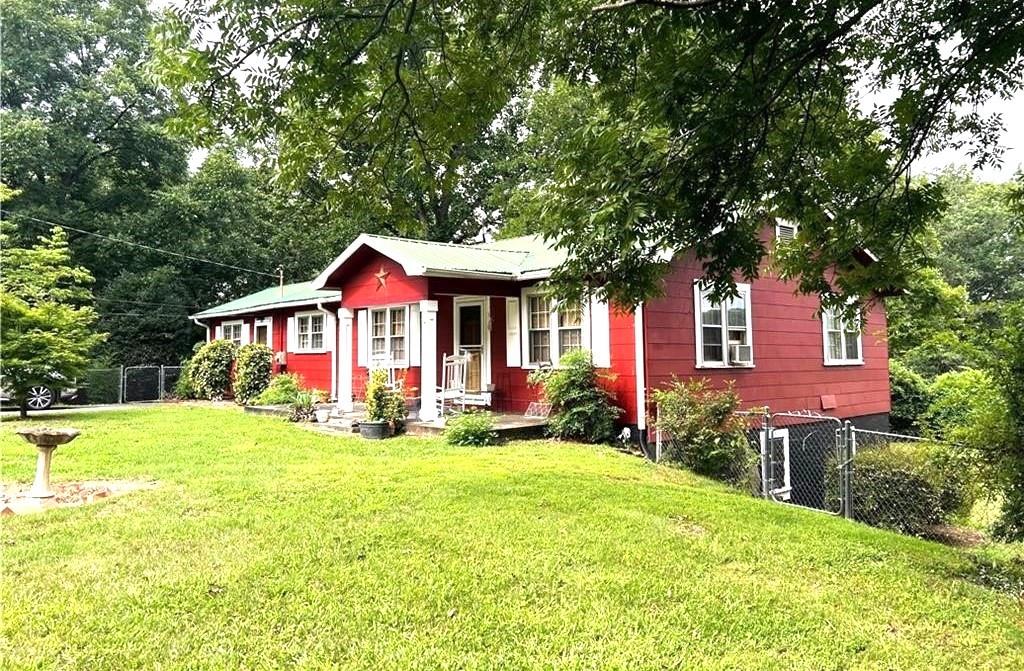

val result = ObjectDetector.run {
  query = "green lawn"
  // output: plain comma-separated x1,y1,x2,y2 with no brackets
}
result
2,406,1022,669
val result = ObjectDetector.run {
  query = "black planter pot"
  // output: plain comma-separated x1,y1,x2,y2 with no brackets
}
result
359,420,390,440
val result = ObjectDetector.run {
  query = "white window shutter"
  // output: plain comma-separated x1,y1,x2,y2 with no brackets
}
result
505,297,521,367
286,316,297,352
589,297,611,368
240,323,250,346
214,324,223,340
409,304,421,366
356,309,368,367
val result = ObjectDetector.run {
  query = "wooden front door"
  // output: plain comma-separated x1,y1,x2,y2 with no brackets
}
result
455,298,489,394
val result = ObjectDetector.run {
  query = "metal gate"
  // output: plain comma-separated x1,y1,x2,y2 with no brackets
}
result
123,366,161,402
738,410,855,518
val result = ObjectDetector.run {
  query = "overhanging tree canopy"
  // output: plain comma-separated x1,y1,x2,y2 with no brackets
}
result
154,0,1024,308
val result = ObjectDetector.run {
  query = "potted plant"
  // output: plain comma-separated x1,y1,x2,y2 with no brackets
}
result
360,369,406,439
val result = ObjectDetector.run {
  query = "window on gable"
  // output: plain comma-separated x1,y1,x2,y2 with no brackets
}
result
775,221,798,242
823,308,862,365
694,283,753,367
221,321,243,346
369,306,408,365
296,313,324,351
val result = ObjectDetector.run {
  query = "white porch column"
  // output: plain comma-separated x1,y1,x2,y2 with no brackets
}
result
337,308,355,412
418,300,439,422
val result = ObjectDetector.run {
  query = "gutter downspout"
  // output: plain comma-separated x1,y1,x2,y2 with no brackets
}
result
633,302,649,454
316,301,338,402
191,317,210,343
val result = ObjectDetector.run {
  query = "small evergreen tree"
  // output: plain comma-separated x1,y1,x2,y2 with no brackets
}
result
0,224,105,417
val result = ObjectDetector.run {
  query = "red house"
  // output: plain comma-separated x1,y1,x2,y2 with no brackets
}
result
190,225,891,437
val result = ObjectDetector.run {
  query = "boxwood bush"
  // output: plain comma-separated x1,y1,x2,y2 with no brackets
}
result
652,378,756,489
253,373,304,405
233,343,273,405
190,340,237,400
445,411,499,446
528,349,622,444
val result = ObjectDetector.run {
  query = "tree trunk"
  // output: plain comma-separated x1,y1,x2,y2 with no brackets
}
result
19,396,28,419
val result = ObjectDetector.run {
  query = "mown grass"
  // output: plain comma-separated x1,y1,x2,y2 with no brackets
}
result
1,406,1022,669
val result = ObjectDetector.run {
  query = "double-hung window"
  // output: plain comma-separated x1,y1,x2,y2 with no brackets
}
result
694,283,753,367
822,307,863,365
525,294,583,366
370,306,407,365
296,313,325,351
221,321,243,346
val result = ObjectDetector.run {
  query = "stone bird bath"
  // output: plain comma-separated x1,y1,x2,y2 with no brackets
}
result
16,428,81,498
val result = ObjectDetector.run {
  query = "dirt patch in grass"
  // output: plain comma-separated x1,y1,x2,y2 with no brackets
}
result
0,480,157,516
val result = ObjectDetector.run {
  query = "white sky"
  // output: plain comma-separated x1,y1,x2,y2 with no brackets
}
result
911,93,1024,182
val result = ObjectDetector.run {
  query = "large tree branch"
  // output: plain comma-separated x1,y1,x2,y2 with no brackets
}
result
592,0,721,12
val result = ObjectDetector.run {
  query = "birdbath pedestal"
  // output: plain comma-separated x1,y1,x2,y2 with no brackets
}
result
16,428,81,498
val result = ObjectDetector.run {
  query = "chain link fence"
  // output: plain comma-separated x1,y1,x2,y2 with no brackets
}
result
657,405,962,540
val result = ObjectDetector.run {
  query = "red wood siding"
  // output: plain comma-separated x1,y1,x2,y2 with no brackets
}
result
205,302,338,395
643,253,890,419
607,307,638,424
337,251,427,309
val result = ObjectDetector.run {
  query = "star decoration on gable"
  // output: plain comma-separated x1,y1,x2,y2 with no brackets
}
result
374,266,390,290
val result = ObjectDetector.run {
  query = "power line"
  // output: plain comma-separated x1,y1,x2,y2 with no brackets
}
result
96,297,199,309
99,311,190,318
4,211,280,279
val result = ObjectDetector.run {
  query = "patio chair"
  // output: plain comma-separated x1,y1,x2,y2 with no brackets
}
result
369,357,404,392
437,353,469,418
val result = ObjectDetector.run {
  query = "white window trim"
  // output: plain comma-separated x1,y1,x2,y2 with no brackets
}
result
220,320,245,347
822,306,864,366
294,310,328,354
775,220,798,242
453,296,491,390
254,317,273,350
519,288,590,369
693,282,754,369
368,304,411,368
760,427,792,501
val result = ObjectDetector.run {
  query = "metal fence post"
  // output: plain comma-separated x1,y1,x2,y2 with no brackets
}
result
760,409,772,499
118,365,125,404
158,366,165,401
841,421,854,520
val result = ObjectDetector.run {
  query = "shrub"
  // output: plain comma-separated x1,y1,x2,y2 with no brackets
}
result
830,442,974,535
921,369,1007,442
364,368,406,427
190,339,237,400
289,389,322,422
172,359,196,400
253,373,304,405
445,411,499,446
528,349,622,444
652,378,755,488
889,360,930,434
233,343,273,405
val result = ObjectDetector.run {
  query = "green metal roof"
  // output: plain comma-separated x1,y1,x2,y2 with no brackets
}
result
191,282,338,319
313,233,568,289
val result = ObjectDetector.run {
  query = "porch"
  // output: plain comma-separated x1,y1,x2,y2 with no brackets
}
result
245,403,549,440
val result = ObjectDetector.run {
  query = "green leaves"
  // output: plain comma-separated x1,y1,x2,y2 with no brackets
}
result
0,224,105,412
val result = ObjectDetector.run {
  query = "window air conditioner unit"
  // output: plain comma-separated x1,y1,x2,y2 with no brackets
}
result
729,344,752,365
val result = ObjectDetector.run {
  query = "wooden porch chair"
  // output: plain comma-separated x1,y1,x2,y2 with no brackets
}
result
437,353,469,417
369,357,404,392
